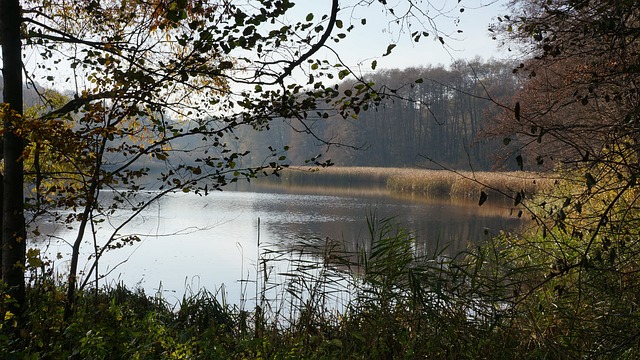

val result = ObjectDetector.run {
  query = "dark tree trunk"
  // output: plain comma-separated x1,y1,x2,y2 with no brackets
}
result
1,0,26,317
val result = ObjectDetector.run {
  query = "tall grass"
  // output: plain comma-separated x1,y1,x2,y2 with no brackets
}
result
257,166,555,202
1,216,514,358
5,198,640,358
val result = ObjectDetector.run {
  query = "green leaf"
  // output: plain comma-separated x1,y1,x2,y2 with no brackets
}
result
26,248,42,268
383,44,396,56
371,60,377,70
415,78,423,83
503,137,511,146
338,69,350,80
306,13,314,21
514,102,521,122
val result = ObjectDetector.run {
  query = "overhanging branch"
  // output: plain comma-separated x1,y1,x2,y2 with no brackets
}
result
275,0,339,85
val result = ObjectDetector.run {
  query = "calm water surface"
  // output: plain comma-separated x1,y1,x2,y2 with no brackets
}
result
35,185,523,305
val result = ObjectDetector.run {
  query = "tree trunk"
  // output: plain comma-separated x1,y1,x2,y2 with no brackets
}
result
1,0,27,318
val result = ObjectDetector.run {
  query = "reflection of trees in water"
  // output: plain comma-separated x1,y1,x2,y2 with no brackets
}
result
268,209,522,260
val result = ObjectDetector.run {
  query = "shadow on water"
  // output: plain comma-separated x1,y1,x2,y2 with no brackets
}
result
236,181,525,257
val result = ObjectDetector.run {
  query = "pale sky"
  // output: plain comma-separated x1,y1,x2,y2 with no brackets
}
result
11,0,512,93
295,0,511,72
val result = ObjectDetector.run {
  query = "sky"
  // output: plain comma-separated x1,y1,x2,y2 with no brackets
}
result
294,0,511,72
8,0,512,92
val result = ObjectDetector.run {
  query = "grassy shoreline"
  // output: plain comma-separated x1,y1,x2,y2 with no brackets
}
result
258,166,555,202
7,168,640,358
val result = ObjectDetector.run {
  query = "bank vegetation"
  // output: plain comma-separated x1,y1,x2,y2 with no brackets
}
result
257,166,555,203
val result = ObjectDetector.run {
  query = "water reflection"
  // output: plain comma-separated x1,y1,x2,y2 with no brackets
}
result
243,183,522,256
33,184,524,305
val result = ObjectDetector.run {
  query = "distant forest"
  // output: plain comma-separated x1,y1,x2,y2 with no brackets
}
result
1,58,519,173
233,58,520,171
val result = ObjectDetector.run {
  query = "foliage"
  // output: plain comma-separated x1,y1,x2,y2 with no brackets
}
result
1,0,475,328
473,170,640,358
479,5,640,356
6,0,640,357
2,0,387,323
492,0,640,174
0,216,506,359
3,207,640,358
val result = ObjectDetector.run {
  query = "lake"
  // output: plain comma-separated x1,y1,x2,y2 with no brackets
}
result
34,184,524,306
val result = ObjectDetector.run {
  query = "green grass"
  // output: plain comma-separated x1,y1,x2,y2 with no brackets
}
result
3,216,525,359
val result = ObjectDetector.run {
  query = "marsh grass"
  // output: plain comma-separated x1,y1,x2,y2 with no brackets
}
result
5,200,640,358
1,216,516,359
259,166,555,203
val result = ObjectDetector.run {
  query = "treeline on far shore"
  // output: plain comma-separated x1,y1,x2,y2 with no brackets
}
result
233,59,521,172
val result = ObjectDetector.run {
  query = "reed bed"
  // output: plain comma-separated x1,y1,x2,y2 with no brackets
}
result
262,166,555,202
8,205,640,358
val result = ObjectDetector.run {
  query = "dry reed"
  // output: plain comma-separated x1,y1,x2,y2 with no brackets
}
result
260,166,555,202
